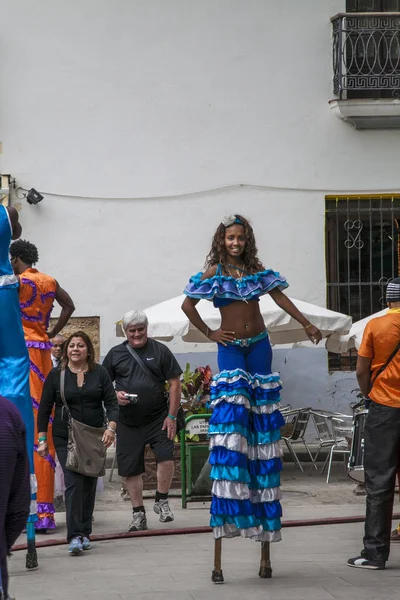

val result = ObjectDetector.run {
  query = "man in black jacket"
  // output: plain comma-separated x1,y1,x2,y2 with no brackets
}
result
103,310,182,532
0,395,30,600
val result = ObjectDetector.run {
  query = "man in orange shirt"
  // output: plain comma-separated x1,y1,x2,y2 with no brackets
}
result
348,279,400,570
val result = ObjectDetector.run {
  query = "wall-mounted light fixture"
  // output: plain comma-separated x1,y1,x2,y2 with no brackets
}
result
26,188,44,205
9,178,44,205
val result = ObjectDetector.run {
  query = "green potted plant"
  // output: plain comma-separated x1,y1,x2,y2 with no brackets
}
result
179,364,213,494
177,363,212,441
181,363,212,414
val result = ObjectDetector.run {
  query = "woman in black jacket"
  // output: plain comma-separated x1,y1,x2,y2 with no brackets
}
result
37,331,118,555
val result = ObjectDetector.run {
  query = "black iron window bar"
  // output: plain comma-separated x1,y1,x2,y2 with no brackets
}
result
326,196,400,371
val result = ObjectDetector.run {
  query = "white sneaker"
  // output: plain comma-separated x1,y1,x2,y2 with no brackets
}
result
153,499,174,523
128,511,148,532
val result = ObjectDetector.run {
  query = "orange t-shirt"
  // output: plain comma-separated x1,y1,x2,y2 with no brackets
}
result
358,311,400,408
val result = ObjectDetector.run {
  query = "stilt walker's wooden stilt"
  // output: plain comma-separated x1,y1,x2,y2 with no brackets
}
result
211,537,224,583
259,541,272,578
25,521,38,569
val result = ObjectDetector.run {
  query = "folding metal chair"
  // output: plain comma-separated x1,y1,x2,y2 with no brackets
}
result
322,415,352,483
309,410,336,468
281,408,315,472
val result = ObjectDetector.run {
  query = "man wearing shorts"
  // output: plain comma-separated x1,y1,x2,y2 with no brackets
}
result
103,310,182,531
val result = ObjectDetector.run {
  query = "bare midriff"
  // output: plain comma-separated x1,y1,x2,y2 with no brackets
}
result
220,300,266,339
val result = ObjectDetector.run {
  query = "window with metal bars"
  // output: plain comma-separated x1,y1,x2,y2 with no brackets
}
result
325,196,400,371
347,1,400,11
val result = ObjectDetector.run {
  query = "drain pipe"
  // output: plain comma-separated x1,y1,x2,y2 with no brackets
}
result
12,513,400,552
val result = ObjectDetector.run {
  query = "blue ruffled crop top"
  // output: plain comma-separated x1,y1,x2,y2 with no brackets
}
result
184,264,288,308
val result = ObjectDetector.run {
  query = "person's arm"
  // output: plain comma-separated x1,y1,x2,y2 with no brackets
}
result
163,376,182,440
181,296,210,336
47,282,75,339
167,376,181,418
102,350,115,381
7,205,22,239
100,366,118,448
6,423,30,551
356,355,373,398
269,288,322,344
37,370,56,456
160,347,183,440
181,266,235,346
357,323,374,398
103,349,130,407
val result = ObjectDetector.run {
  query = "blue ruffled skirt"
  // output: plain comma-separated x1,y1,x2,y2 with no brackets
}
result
208,367,284,542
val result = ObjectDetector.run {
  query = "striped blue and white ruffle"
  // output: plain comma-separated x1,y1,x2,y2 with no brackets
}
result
184,269,288,303
27,473,38,522
208,368,284,542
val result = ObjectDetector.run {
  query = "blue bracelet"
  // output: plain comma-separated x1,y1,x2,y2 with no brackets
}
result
168,413,177,421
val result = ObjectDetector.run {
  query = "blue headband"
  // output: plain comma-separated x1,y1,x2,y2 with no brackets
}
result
221,215,244,228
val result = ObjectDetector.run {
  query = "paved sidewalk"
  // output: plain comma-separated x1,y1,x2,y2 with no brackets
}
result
14,461,372,545
9,523,400,599
8,463,400,599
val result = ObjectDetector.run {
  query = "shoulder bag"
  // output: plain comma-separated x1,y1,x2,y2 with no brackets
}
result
124,342,185,432
60,368,107,477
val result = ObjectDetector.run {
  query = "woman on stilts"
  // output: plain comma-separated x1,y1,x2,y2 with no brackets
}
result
182,214,322,582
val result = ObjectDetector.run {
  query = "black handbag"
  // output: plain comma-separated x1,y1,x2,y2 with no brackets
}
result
124,342,185,432
60,369,107,477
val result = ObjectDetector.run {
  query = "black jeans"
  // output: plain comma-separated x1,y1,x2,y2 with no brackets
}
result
363,401,400,562
54,436,98,542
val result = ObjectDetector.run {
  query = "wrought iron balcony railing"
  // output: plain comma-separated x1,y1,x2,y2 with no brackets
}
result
332,12,400,99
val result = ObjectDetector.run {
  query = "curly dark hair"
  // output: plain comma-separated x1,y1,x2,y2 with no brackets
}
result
205,214,264,273
61,330,97,371
9,239,39,265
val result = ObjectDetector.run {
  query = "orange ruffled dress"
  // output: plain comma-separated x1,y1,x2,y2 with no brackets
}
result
19,268,57,530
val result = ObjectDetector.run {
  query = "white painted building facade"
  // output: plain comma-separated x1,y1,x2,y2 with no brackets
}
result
1,0,399,411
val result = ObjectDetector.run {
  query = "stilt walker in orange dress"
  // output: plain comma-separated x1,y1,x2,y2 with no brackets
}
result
10,240,75,532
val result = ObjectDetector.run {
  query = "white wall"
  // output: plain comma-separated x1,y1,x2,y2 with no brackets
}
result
9,186,327,351
0,0,398,407
1,0,399,199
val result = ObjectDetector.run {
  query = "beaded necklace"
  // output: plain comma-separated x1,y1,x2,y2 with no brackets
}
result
224,263,249,303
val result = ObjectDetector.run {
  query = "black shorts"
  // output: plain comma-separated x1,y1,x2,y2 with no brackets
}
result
116,418,174,477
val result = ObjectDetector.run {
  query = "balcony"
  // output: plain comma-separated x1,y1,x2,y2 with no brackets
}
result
330,12,400,129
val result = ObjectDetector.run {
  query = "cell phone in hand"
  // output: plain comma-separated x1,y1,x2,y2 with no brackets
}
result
124,393,139,404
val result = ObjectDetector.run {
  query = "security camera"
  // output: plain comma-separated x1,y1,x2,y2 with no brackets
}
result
26,188,44,205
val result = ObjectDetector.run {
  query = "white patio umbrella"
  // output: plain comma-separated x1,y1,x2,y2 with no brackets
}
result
117,294,352,345
326,308,388,354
